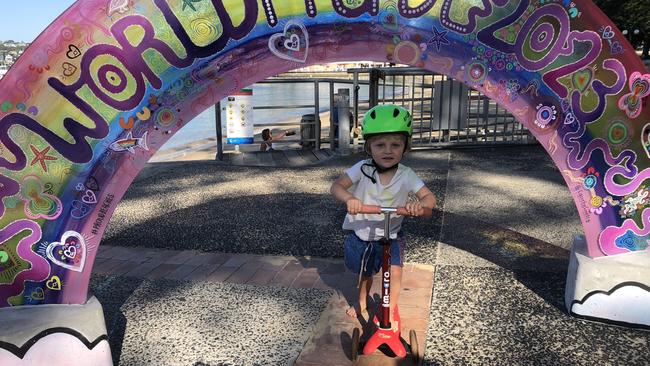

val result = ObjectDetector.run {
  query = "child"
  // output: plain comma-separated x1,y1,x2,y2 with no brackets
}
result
330,104,436,330
260,128,295,151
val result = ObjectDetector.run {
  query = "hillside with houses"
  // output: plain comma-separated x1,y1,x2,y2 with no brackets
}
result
0,40,28,78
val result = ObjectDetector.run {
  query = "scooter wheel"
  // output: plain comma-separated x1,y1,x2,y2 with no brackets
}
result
409,329,419,365
351,327,360,362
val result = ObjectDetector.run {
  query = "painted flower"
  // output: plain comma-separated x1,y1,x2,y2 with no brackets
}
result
589,195,606,215
583,175,597,189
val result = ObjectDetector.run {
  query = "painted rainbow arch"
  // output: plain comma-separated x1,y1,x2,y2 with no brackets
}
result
1,0,649,362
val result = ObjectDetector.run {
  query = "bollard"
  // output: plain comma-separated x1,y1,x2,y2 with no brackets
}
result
335,89,351,156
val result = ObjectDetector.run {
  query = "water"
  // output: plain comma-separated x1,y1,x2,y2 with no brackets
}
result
160,81,373,151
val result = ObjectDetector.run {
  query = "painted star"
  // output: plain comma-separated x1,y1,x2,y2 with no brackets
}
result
428,27,450,52
29,145,57,172
182,0,203,11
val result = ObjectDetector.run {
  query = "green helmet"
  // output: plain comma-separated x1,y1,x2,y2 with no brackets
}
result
361,104,412,139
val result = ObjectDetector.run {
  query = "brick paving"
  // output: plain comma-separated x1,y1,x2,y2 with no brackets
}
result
94,245,434,365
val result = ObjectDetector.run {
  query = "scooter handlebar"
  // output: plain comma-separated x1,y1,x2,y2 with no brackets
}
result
359,205,433,217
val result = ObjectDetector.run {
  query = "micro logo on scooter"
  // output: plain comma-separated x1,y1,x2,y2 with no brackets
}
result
382,271,390,307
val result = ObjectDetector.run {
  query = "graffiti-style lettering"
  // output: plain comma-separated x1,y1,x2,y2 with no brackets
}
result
331,0,379,18
154,0,259,60
397,0,436,18
445,0,510,35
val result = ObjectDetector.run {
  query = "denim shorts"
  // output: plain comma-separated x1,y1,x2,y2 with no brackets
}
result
344,231,406,277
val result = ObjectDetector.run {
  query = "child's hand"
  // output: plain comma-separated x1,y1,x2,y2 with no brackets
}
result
346,198,363,215
405,201,424,216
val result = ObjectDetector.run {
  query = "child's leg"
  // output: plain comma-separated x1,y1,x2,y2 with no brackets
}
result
347,275,372,318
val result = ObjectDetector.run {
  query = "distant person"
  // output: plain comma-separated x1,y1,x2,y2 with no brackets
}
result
260,128,295,151
329,104,436,330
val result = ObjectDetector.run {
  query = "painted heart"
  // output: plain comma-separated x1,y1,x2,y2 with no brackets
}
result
66,44,81,59
619,72,650,119
31,287,44,300
46,276,62,291
564,112,575,125
631,74,650,98
27,106,38,115
268,20,309,63
572,68,592,93
602,26,614,39
283,34,300,51
81,189,97,204
15,102,26,111
62,62,77,76
46,231,86,272
20,176,63,220
85,176,100,191
1,101,14,113
71,200,91,219
610,41,623,55
63,246,77,259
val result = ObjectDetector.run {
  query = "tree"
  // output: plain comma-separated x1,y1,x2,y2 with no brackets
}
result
593,0,650,59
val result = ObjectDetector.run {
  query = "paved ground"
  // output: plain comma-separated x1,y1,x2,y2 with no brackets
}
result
98,145,650,365
90,246,434,366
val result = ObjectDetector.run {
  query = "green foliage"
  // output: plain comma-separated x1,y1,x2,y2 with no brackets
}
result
593,0,650,58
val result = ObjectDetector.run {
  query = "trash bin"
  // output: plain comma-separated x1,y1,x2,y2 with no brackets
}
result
300,114,320,148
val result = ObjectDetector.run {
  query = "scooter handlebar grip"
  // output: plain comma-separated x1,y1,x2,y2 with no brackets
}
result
358,205,433,217
359,205,382,214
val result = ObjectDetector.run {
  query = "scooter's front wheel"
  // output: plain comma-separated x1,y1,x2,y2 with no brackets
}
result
409,329,419,365
351,327,361,362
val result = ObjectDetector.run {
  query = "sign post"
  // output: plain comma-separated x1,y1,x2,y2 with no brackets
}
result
224,89,254,151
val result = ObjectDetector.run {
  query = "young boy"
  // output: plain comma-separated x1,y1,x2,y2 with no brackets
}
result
330,104,436,331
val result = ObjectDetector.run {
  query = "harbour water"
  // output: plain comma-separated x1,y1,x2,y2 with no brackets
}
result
160,81,373,152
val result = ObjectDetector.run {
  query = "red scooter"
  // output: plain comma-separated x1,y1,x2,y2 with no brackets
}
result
350,205,432,365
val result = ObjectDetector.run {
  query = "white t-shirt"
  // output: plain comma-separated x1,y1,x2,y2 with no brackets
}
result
342,159,425,241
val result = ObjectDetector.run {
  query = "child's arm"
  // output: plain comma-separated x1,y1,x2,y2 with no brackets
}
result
273,130,288,140
330,174,363,214
405,186,437,216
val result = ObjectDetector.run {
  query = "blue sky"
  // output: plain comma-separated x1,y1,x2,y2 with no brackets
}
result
0,1,77,42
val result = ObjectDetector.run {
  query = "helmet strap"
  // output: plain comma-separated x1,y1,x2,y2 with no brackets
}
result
372,158,399,173
361,160,399,184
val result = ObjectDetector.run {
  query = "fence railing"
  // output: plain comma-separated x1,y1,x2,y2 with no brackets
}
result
215,67,536,158
346,67,536,148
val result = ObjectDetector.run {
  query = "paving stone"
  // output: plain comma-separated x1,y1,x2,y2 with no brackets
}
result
123,260,161,278
224,261,262,284
183,265,218,282
165,264,200,280
145,263,179,280
205,263,241,282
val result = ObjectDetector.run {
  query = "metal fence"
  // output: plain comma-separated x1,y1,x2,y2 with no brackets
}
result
346,67,536,148
215,67,536,157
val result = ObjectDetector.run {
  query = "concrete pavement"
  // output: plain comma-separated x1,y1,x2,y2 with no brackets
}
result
96,145,650,365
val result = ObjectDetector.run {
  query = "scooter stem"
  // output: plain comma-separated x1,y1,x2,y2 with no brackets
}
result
361,211,407,358
379,211,392,330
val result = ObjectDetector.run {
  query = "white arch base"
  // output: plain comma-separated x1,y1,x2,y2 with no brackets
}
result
0,296,113,366
565,236,650,329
